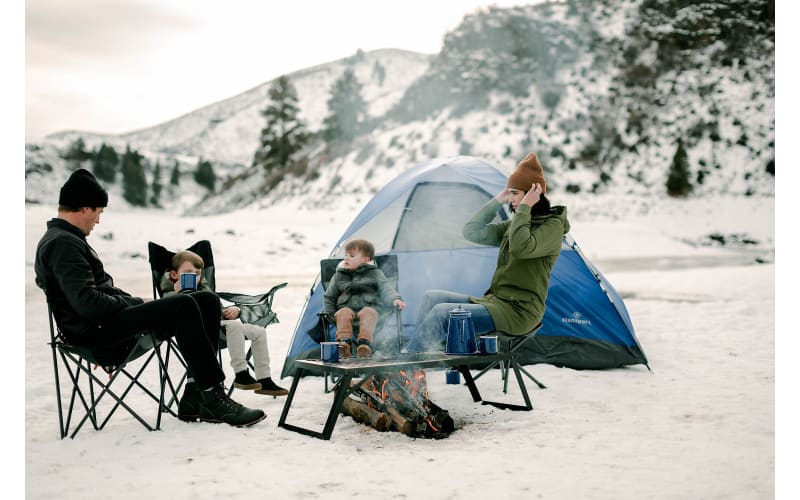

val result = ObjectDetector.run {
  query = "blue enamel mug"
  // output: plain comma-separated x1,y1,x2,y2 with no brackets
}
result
320,342,339,363
180,273,197,291
479,335,498,355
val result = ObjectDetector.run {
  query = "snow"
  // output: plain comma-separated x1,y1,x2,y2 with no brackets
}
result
21,191,782,499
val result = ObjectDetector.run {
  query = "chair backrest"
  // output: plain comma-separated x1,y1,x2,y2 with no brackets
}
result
319,254,399,293
148,240,216,298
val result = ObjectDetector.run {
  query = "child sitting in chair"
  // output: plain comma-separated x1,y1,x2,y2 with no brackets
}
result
323,239,406,358
161,250,288,396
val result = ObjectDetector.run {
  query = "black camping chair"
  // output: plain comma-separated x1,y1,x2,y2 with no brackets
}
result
471,323,547,391
310,254,403,392
147,240,287,395
46,296,181,439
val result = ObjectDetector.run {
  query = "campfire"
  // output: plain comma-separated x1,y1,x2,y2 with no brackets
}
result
341,370,454,439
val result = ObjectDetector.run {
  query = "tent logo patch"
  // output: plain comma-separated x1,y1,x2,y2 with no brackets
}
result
562,311,592,326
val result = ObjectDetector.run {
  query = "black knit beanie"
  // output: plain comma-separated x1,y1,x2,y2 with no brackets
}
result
58,168,108,208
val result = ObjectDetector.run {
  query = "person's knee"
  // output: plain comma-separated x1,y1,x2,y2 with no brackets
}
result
335,307,355,321
358,307,378,321
192,290,221,310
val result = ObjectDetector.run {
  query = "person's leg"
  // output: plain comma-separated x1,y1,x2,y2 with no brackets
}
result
222,320,248,375
355,307,378,357
334,307,355,342
409,290,495,352
334,307,355,358
96,293,224,389
189,290,223,355
244,324,287,396
242,323,270,379
97,294,265,426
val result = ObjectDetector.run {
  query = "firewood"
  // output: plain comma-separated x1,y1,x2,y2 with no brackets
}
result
354,387,413,435
342,397,391,432
382,402,413,435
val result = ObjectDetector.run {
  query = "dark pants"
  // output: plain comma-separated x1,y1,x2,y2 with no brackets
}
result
89,291,225,390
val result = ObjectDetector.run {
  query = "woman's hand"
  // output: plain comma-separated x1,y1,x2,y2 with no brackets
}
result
223,306,240,320
393,299,407,310
495,188,511,203
520,183,542,207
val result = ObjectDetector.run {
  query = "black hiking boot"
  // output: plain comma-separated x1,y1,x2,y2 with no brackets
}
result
178,382,200,422
233,370,261,391
254,377,289,397
199,385,266,427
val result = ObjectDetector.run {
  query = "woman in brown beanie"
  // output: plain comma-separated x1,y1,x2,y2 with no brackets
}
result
407,153,570,351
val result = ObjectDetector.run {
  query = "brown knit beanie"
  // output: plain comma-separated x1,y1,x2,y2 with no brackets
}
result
507,152,546,193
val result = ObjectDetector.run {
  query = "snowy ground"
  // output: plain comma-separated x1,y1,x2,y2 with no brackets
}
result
21,193,781,499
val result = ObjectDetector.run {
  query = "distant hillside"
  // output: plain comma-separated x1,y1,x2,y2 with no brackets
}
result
25,0,774,215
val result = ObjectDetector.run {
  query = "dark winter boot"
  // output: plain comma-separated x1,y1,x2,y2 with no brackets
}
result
233,370,261,390
255,377,289,397
199,385,266,427
356,339,372,358
178,382,200,422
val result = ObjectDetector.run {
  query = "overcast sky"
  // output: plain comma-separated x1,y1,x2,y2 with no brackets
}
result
25,0,541,141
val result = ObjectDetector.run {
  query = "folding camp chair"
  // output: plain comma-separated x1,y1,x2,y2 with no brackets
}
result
312,254,403,392
472,323,547,391
46,299,181,439
147,240,287,395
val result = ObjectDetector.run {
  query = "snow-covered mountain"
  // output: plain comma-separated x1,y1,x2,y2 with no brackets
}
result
25,0,774,215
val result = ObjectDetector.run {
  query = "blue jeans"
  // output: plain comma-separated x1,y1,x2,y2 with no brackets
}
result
406,290,495,352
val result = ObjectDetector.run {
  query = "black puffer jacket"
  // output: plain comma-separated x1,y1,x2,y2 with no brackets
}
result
35,218,143,341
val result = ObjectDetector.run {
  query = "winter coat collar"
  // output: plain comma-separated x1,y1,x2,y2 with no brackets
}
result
47,217,86,240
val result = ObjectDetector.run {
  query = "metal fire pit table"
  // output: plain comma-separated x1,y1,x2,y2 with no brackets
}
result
278,352,534,440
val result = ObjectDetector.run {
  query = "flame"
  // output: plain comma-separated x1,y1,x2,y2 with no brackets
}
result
425,416,439,432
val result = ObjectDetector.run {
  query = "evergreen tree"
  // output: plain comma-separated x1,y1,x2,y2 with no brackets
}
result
321,68,368,142
150,162,163,207
121,145,148,206
252,75,310,175
91,143,119,183
666,138,692,197
170,160,180,186
62,138,92,168
194,158,216,191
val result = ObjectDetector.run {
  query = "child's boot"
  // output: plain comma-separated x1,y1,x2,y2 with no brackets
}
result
356,339,372,358
337,338,352,359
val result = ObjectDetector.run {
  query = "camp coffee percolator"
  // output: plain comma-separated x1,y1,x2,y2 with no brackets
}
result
444,305,478,354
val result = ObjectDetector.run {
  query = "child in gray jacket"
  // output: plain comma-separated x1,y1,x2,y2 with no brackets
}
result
323,239,406,358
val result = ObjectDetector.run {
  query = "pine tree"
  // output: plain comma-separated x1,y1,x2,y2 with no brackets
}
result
321,68,368,142
252,75,310,175
170,160,180,186
194,158,215,191
150,162,163,207
121,145,148,206
91,143,118,183
666,138,692,197
63,138,92,168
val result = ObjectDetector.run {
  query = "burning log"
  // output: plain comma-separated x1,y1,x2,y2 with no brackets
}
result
346,370,454,439
342,397,391,432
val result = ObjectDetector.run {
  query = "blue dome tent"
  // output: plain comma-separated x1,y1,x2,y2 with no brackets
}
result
281,156,648,378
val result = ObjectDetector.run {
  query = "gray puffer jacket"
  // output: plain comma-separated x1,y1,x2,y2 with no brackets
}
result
323,262,402,315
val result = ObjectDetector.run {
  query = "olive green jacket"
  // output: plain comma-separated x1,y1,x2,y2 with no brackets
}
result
463,199,570,335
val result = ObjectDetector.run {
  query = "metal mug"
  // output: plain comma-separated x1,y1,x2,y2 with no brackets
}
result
444,306,478,355
445,367,461,384
479,335,498,355
320,342,339,363
180,272,197,291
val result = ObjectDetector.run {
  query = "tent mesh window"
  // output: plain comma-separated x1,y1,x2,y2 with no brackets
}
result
393,182,504,251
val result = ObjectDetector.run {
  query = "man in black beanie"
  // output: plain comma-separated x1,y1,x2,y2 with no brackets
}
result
35,168,266,427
